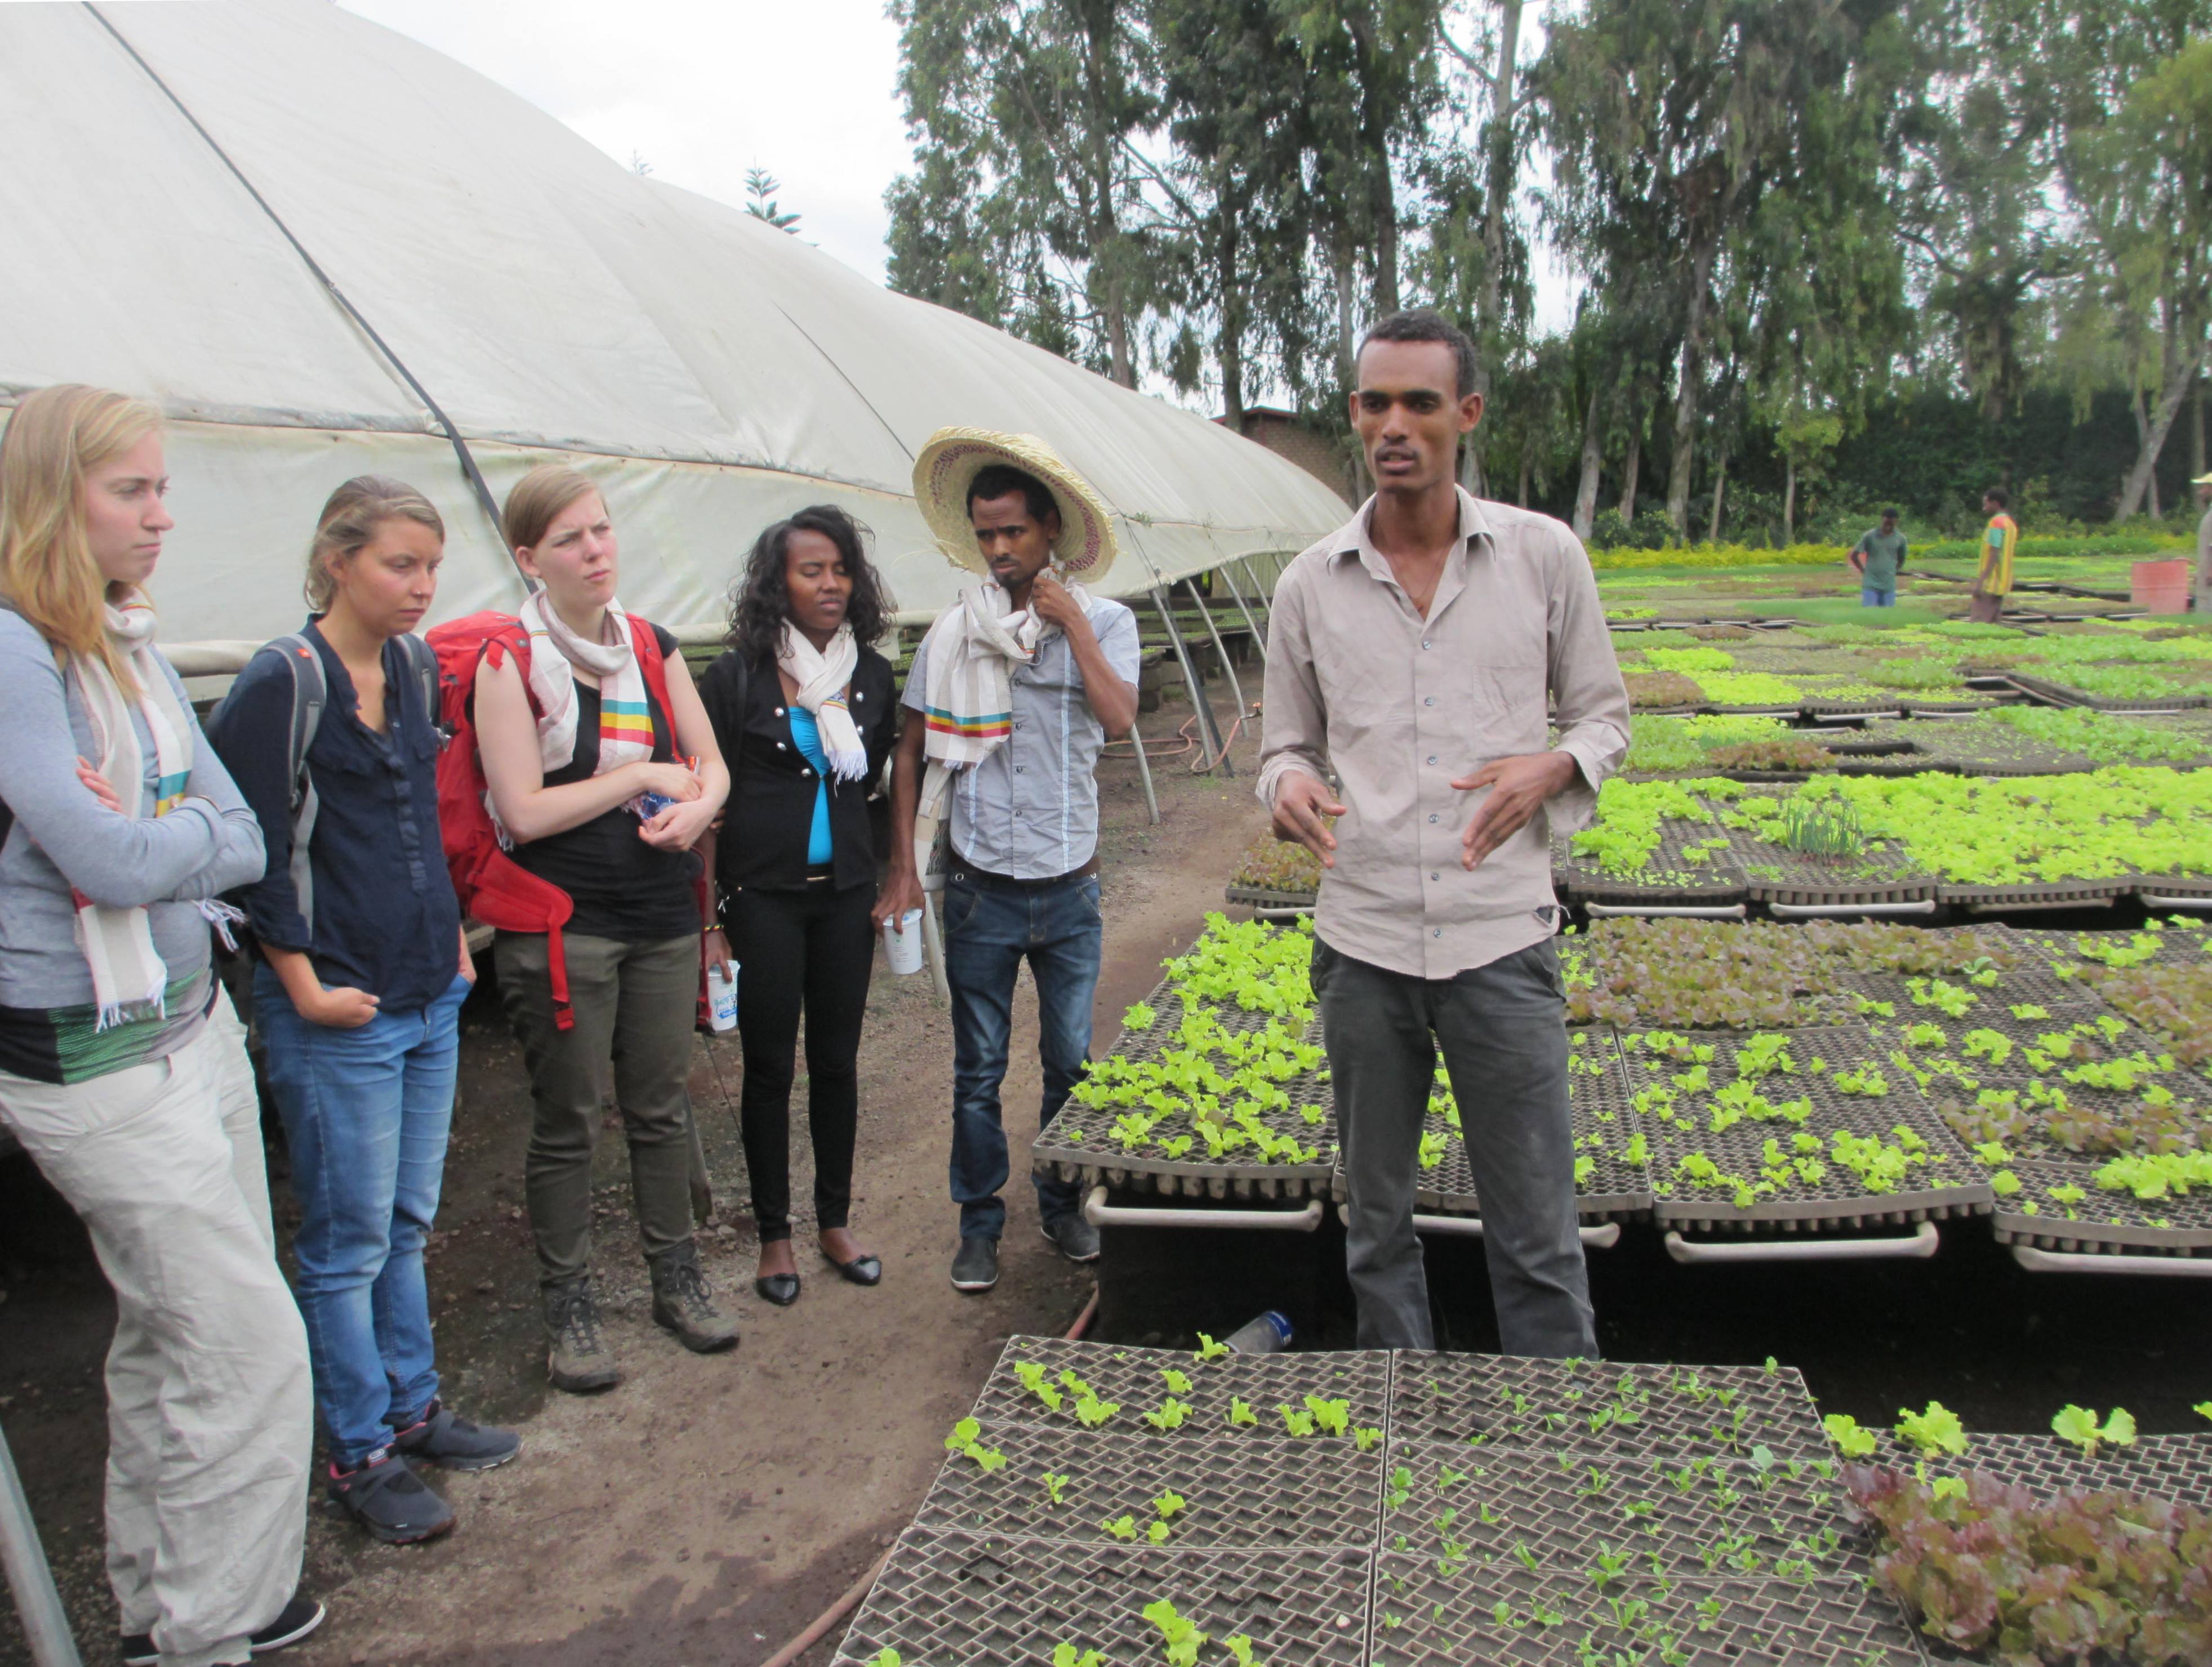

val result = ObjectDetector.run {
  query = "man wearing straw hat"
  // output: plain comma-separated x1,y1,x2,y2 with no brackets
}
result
882,430,1141,1293
2195,469,2212,616
1259,310,1628,1356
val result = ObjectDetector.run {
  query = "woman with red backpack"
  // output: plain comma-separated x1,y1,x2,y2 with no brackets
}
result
471,465,734,1391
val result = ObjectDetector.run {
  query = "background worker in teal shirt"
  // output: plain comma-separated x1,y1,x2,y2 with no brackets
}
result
1850,508,1908,607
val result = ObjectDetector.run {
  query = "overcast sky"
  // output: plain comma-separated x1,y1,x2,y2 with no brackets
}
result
337,0,916,285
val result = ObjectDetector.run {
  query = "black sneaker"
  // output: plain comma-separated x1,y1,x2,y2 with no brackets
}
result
1041,1213,1101,1263
391,1400,521,1472
327,1447,456,1545
121,1593,326,1664
950,1235,1000,1292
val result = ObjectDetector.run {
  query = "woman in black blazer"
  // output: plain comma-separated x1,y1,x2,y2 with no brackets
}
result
697,507,899,1307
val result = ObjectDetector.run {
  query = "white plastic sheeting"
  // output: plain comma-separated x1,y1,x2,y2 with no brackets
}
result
0,0,1348,645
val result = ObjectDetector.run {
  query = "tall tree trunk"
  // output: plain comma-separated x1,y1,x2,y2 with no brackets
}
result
1479,0,1524,344
1459,435,1484,497
1619,422,1641,523
1078,8,1136,390
2193,372,2206,478
1783,454,1796,545
1373,167,1401,315
1517,449,1531,507
1332,238,1359,387
1572,382,1603,540
1710,450,1729,543
2119,350,2203,520
1667,239,1718,537
1217,208,1245,429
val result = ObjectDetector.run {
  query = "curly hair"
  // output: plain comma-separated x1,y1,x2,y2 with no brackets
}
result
726,505,896,666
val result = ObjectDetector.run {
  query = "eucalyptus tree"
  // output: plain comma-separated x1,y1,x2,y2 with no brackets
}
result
888,0,1159,386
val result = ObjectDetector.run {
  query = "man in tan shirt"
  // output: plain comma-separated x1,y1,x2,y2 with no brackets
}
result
1258,309,1630,1354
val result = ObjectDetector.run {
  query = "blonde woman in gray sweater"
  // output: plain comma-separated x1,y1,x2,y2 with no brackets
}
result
0,386,320,1667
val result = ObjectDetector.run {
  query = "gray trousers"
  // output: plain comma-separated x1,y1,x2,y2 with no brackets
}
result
1315,935,1596,1357
495,930,700,1287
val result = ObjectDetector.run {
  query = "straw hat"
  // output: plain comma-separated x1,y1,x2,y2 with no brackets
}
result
911,427,1120,581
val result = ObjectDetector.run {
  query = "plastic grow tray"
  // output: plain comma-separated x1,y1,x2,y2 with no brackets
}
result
1224,884,1318,911
1622,1024,1995,1232
831,1529,1375,1667
1942,1430,2212,1501
1555,822,1749,908
1987,1157,2212,1256
2004,671,2210,714
971,1336,1392,1437
1938,875,2131,910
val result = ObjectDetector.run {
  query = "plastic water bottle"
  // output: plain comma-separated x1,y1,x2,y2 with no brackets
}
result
705,960,738,1034
1223,1310,1293,1355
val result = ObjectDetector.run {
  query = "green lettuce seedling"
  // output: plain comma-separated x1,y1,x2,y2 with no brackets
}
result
1823,1413,1877,1457
1124,1001,1156,1030
1227,1397,1257,1427
1053,1646,1106,1667
1353,1425,1383,1451
1161,1368,1194,1396
1303,1395,1350,1437
1141,1598,1208,1667
2051,1404,2136,1457
1895,1401,1968,1457
1144,1396,1192,1432
1222,1635,1259,1667
1278,1403,1317,1437
1101,1514,1137,1541
942,1416,1007,1472
869,1651,900,1667
1043,1471,1069,1505
1194,1333,1230,1362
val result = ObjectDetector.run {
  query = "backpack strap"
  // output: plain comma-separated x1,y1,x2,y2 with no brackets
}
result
259,634,328,941
629,614,676,740
397,631,443,746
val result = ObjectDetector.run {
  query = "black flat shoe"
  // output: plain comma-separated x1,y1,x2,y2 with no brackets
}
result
753,1272,800,1307
821,1247,883,1287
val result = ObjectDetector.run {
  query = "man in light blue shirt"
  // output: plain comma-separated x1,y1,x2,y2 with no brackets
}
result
885,449,1140,1292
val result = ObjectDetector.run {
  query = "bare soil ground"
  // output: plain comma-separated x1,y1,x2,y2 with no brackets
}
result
0,701,1272,1667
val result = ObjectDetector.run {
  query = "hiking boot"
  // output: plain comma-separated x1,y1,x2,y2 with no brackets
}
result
1041,1213,1101,1263
648,1243,740,1353
391,1399,521,1472
544,1278,622,1394
326,1448,455,1545
121,1594,327,1664
950,1235,1000,1292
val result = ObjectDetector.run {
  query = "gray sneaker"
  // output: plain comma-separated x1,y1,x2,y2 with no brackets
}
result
1042,1213,1101,1263
544,1278,621,1394
951,1235,1000,1292
649,1243,740,1353
326,1448,454,1545
391,1400,521,1472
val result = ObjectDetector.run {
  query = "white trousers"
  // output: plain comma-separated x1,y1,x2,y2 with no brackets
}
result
0,992,310,1667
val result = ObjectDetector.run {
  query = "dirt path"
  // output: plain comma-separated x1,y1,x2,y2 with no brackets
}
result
0,707,1270,1667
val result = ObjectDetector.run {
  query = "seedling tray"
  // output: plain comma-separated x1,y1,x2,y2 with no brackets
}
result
1623,1025,1995,1231
1942,1431,2212,1500
916,1422,1382,1549
1361,1565,1924,1667
1734,848,1939,908
1937,875,2132,909
1556,822,1748,907
972,1336,1392,1436
2005,670,2209,713
1379,1439,1862,1583
1224,884,1319,911
831,1529,1375,1667
1987,1157,2212,1255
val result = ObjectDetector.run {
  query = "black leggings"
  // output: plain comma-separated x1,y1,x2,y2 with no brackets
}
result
727,882,875,1242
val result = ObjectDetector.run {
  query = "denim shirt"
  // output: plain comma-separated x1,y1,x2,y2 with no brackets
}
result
222,622,461,1014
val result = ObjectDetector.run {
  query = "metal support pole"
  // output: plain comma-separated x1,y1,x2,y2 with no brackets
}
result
1128,728,1161,826
1234,555,1275,622
0,1423,81,1667
1150,586,1232,775
1215,559,1267,666
1183,576,1247,737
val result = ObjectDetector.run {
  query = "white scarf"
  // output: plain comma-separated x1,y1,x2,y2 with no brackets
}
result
775,622,869,782
911,578,1089,885
519,591,655,776
72,594,195,1028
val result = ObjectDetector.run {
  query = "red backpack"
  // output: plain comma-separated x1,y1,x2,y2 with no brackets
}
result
429,610,676,1032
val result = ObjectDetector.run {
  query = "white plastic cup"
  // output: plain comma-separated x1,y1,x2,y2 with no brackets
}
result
705,960,739,1032
883,908,925,975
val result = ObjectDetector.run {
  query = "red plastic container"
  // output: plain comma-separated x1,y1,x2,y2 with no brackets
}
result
2131,558,2192,614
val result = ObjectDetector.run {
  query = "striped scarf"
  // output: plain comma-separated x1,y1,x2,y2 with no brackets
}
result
911,580,1088,885
519,591,655,776
72,593,195,1028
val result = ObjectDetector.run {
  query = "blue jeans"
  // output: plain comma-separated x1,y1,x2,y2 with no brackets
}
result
1861,586,1897,608
256,964,469,1467
942,867,1101,1240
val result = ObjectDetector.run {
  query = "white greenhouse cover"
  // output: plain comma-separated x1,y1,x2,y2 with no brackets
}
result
0,0,1350,647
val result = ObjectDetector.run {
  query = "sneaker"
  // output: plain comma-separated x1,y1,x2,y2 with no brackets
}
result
544,1277,622,1394
1041,1212,1101,1263
121,1594,327,1665
648,1243,740,1354
950,1235,1000,1292
391,1399,521,1472
326,1448,455,1545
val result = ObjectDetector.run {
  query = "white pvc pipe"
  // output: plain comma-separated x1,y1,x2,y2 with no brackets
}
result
2138,893,2212,911
1083,1185,1324,1233
1584,902,1748,920
1663,1222,1938,1264
1332,1204,1621,1248
1768,899,1938,919
1252,905,1316,920
0,1424,81,1667
2011,1243,2212,1278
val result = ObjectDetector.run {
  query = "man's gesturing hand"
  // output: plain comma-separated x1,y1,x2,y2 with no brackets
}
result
1452,751,1579,870
1270,772,1346,868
